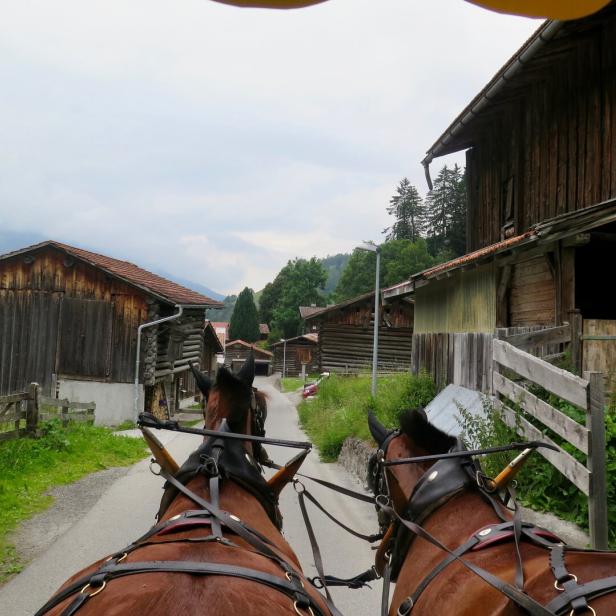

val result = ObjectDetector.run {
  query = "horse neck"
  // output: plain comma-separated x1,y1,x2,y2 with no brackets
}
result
160,475,300,563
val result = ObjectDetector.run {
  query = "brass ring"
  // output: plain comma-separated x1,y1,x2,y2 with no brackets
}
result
285,571,305,588
81,581,106,597
293,601,315,616
555,574,578,591
569,607,595,616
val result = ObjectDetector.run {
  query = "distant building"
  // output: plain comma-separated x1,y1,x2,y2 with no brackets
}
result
270,334,319,377
224,340,273,376
0,241,222,423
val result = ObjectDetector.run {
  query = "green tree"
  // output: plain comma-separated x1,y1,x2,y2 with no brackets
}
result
425,164,467,257
333,239,436,302
270,258,327,338
383,178,426,242
259,265,291,326
228,287,260,342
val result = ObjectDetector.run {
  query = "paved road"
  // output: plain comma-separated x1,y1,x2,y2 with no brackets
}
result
0,376,381,615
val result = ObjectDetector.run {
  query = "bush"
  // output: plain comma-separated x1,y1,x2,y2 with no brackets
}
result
457,394,616,548
298,372,435,461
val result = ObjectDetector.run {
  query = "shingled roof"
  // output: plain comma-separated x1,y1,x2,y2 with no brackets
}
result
0,240,223,307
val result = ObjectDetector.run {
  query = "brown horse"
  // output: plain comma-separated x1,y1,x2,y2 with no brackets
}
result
368,409,616,616
36,358,333,616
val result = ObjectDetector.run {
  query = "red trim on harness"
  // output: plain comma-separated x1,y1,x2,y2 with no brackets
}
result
470,525,562,551
158,518,213,536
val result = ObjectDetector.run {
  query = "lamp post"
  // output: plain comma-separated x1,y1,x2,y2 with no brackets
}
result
356,241,380,398
280,338,287,379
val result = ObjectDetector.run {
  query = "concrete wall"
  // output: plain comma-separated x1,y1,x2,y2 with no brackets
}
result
57,379,144,426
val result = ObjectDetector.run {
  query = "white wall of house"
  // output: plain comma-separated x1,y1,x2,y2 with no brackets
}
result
57,379,144,426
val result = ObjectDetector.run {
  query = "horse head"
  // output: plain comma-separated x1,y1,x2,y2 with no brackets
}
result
369,408,457,514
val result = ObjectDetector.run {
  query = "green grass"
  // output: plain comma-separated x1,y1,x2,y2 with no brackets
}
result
280,375,320,393
298,372,435,460
0,420,148,581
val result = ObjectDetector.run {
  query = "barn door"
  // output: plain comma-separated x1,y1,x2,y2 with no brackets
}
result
0,290,63,395
583,319,616,391
57,298,113,378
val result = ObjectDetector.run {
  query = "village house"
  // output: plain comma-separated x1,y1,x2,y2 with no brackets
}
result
304,291,413,374
0,241,222,423
224,340,273,376
384,5,616,392
270,333,319,377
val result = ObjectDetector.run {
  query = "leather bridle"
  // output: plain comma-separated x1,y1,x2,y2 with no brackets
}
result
371,430,616,616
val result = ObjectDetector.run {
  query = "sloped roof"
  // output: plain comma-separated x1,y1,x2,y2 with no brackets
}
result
299,305,324,319
269,333,318,347
225,340,273,357
204,321,225,353
303,291,375,321
0,240,222,307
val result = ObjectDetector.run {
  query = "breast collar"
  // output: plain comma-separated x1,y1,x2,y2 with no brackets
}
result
157,421,280,528
388,438,478,580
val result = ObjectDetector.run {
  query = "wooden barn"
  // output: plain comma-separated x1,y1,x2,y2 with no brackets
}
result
270,334,319,377
224,340,273,376
385,5,616,391
304,292,413,374
0,241,222,423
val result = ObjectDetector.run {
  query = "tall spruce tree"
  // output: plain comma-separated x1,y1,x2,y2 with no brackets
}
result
229,287,260,342
383,178,426,242
425,164,466,257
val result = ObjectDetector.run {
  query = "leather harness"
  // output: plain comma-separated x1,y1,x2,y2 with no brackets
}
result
35,419,339,616
374,431,616,616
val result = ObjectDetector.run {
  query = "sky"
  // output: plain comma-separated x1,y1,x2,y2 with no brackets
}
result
0,0,539,296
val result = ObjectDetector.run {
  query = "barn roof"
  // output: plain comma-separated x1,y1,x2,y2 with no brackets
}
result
303,291,375,321
422,5,616,170
204,321,225,354
384,197,616,300
0,240,223,308
299,305,324,319
225,340,273,357
269,333,318,347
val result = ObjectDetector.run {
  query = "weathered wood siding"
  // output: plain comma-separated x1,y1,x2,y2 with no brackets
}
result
414,265,496,334
583,319,616,391
509,256,556,327
318,324,412,373
411,332,494,392
273,342,320,377
466,13,616,251
0,246,148,394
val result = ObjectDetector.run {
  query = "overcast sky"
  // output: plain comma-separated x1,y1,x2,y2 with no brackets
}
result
0,0,539,295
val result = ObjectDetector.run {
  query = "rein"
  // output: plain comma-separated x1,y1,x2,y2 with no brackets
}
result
138,412,313,450
372,429,616,616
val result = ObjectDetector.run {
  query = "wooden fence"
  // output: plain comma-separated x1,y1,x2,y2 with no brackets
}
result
493,339,608,548
0,383,96,442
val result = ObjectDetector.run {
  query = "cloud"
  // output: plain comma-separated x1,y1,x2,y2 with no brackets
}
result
0,0,538,295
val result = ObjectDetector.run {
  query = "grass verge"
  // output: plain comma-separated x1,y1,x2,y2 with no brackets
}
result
297,372,435,461
0,420,147,581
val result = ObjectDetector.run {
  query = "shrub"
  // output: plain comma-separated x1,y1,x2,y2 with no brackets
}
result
298,371,435,461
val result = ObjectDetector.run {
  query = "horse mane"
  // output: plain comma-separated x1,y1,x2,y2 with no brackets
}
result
399,408,456,454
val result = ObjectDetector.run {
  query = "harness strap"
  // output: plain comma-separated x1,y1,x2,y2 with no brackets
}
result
36,561,325,616
546,575,616,614
379,503,555,616
312,567,380,590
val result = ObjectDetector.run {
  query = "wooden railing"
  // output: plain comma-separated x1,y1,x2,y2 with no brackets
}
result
493,339,607,548
0,383,96,442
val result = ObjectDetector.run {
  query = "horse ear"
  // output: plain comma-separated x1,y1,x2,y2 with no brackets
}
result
368,411,389,447
189,361,211,400
237,352,255,387
267,449,309,496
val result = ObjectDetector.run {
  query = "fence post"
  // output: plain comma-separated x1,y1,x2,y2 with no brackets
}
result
585,371,608,549
26,382,39,435
569,309,583,375
61,401,69,427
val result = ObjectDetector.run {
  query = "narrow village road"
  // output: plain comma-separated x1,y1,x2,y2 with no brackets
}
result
0,376,381,616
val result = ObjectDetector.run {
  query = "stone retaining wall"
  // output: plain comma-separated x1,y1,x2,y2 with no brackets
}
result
338,437,376,488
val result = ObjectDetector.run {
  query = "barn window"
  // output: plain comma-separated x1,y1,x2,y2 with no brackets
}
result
57,298,113,378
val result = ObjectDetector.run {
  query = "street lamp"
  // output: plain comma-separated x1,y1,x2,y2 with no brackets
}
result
280,338,287,379
356,241,380,398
